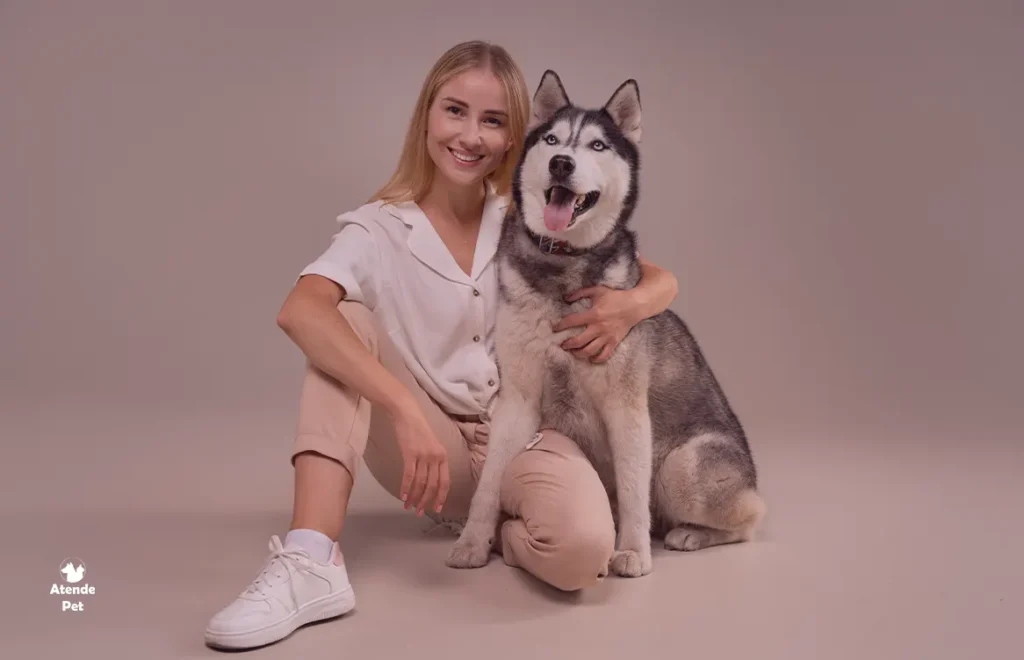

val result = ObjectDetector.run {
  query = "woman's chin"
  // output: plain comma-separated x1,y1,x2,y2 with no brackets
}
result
439,163,489,186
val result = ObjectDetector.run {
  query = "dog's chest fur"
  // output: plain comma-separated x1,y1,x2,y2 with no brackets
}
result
493,227,644,493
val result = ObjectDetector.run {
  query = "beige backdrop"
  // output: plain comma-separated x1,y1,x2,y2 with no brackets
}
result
3,2,1024,658
2,1,1022,504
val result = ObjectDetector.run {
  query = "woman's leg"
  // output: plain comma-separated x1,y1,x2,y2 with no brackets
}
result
206,301,477,649
497,430,617,592
290,451,353,541
289,300,480,524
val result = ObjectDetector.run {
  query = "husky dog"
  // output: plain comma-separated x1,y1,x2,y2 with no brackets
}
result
445,70,765,578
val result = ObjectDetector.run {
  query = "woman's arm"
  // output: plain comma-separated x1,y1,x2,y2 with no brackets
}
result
554,255,679,363
277,274,451,514
631,256,680,320
277,275,418,418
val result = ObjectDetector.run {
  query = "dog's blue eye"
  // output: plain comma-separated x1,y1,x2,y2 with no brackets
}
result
544,134,558,145
591,140,606,151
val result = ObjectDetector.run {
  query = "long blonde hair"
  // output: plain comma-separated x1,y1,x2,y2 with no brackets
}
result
368,41,531,205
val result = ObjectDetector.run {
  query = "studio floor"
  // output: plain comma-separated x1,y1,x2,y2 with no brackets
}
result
4,402,1020,659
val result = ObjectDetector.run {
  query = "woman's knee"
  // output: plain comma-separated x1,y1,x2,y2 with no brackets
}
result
545,518,615,591
500,432,616,591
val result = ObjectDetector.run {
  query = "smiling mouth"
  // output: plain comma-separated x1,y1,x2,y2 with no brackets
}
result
448,147,484,165
542,186,600,230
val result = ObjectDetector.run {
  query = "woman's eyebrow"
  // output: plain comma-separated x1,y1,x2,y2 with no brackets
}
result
442,96,508,117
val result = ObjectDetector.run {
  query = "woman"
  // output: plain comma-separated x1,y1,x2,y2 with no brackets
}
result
204,40,679,650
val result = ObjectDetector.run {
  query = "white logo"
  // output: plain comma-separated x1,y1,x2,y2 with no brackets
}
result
60,558,86,583
51,557,94,612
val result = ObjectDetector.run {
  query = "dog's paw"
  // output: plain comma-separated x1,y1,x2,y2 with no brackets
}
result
663,523,712,552
445,536,492,569
609,549,652,577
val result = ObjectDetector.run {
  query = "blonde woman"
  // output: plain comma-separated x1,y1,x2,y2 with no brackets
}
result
205,41,679,650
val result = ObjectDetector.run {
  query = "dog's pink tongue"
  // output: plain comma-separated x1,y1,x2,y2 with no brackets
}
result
544,203,573,232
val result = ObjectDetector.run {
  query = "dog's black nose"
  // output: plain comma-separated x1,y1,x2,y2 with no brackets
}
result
549,155,575,178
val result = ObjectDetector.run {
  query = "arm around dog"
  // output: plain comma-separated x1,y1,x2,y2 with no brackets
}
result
556,256,679,362
562,256,678,323
632,256,679,321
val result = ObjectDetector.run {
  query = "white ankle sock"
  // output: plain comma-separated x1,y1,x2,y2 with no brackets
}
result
283,529,335,564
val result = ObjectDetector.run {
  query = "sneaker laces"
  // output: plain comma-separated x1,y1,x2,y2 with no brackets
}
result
241,535,314,600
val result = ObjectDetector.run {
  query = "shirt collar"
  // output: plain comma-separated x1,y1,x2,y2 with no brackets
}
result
383,182,509,284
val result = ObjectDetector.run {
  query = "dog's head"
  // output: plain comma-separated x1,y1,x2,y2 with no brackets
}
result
513,70,642,248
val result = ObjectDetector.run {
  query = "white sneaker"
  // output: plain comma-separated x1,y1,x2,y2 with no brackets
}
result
204,534,356,650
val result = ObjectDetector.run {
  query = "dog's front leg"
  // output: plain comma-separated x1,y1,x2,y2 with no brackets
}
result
446,384,539,569
605,402,654,578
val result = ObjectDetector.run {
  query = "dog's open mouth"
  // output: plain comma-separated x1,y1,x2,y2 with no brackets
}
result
542,186,600,232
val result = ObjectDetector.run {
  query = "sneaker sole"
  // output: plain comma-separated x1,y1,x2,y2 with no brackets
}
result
204,586,356,650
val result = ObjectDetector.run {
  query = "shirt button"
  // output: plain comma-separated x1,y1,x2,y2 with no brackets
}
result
473,335,481,342
488,379,495,387
473,289,480,297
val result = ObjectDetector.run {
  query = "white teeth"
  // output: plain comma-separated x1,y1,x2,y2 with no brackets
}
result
450,149,483,163
574,194,586,209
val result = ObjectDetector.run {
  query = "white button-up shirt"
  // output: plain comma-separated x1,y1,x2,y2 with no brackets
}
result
298,187,508,417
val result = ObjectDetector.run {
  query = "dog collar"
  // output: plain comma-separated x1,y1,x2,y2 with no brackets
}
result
537,234,577,255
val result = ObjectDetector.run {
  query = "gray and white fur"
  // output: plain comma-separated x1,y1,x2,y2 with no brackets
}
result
446,70,765,578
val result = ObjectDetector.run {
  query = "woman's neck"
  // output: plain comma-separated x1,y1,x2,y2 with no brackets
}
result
420,179,486,227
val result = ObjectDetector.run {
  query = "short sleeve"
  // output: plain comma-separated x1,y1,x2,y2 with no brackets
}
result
298,213,383,309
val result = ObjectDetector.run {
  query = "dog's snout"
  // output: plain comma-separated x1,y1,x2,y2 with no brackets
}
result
549,155,575,178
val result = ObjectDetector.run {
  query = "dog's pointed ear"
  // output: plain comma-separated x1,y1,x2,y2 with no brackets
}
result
529,70,570,131
604,79,642,144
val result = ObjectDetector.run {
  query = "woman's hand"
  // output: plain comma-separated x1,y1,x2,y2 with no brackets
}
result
554,257,678,363
391,404,451,516
553,286,644,363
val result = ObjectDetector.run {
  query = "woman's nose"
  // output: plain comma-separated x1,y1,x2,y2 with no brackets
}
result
460,122,482,145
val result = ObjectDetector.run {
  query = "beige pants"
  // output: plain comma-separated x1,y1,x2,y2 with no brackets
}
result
291,301,616,591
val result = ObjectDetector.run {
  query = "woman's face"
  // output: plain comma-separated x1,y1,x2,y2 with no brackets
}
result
426,67,511,190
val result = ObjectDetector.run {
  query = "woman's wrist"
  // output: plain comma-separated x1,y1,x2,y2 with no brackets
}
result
383,383,427,423
633,259,677,321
